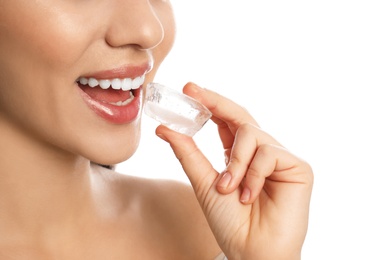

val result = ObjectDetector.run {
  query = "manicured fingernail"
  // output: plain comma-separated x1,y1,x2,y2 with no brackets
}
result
217,172,232,189
240,187,251,203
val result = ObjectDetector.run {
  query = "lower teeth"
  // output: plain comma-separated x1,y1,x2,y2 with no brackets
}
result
108,91,134,106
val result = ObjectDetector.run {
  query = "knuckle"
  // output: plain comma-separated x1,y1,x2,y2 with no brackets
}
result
256,143,274,156
288,158,315,186
174,144,199,162
237,122,256,134
300,161,314,185
228,154,245,168
246,167,262,180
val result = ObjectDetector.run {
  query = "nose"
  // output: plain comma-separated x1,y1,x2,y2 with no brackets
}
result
105,1,164,50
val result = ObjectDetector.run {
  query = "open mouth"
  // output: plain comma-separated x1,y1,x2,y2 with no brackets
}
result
76,75,145,106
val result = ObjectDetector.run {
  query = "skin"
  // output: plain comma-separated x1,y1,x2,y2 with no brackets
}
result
0,1,313,259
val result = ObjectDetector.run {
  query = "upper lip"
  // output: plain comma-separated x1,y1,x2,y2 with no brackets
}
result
79,61,153,80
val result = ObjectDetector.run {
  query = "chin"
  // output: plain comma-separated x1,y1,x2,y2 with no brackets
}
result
88,142,139,166
81,126,142,166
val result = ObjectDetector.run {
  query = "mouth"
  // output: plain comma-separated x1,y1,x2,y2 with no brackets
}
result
76,64,152,124
76,74,145,106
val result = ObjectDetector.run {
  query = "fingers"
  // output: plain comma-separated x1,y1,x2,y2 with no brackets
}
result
155,125,218,201
239,144,297,204
182,82,259,149
216,124,259,194
159,82,313,206
183,82,258,129
217,123,313,204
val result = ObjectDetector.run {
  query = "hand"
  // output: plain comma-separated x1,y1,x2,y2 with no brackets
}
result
155,82,313,260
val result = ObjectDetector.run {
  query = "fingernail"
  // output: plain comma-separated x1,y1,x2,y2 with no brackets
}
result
190,82,204,93
217,172,232,189
240,187,251,203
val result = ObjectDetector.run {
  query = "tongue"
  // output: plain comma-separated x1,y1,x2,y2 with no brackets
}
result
79,85,130,103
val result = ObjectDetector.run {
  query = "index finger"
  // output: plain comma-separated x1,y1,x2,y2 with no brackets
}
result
183,82,259,150
183,82,259,133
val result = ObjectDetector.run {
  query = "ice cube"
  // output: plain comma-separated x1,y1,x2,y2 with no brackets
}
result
144,83,212,136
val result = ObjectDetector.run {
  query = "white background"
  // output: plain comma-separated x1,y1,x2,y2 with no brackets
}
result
117,1,390,259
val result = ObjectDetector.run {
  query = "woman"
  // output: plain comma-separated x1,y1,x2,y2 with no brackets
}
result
0,0,313,259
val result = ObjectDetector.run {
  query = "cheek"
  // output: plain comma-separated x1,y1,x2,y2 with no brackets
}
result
0,3,99,124
0,6,103,155
0,3,97,73
0,11,90,124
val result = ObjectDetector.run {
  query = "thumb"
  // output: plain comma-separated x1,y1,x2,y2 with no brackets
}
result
156,125,219,201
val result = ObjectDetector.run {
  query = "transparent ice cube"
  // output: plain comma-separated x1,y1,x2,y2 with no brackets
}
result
144,83,212,137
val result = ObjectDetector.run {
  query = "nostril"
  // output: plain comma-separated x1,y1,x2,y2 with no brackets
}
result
137,21,165,50
105,4,165,50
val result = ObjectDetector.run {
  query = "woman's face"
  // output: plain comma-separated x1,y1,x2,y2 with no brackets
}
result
0,0,175,165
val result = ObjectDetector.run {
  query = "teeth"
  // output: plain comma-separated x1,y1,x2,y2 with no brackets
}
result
109,92,134,106
79,77,88,85
99,79,111,89
111,78,122,90
132,77,143,89
77,75,145,91
122,78,132,91
88,78,99,87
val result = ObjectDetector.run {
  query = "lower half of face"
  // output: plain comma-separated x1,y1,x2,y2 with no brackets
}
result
0,67,145,165
0,0,175,165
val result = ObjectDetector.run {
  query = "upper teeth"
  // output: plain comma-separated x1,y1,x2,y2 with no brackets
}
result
77,75,145,91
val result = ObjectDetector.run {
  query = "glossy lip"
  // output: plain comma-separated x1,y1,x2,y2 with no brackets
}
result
79,61,153,80
78,87,142,124
77,62,152,124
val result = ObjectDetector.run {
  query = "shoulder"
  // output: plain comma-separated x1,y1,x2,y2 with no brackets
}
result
93,165,221,259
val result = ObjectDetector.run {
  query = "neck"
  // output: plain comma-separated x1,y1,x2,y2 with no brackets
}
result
0,120,96,236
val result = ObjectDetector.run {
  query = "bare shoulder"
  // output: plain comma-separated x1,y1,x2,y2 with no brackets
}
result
93,165,221,259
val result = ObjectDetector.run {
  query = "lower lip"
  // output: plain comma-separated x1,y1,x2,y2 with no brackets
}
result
78,86,142,124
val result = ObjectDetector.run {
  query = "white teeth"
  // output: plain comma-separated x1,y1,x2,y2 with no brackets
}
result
99,79,111,89
132,76,143,89
108,92,134,106
77,75,145,91
111,78,122,90
79,77,88,85
88,78,99,87
122,78,132,91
